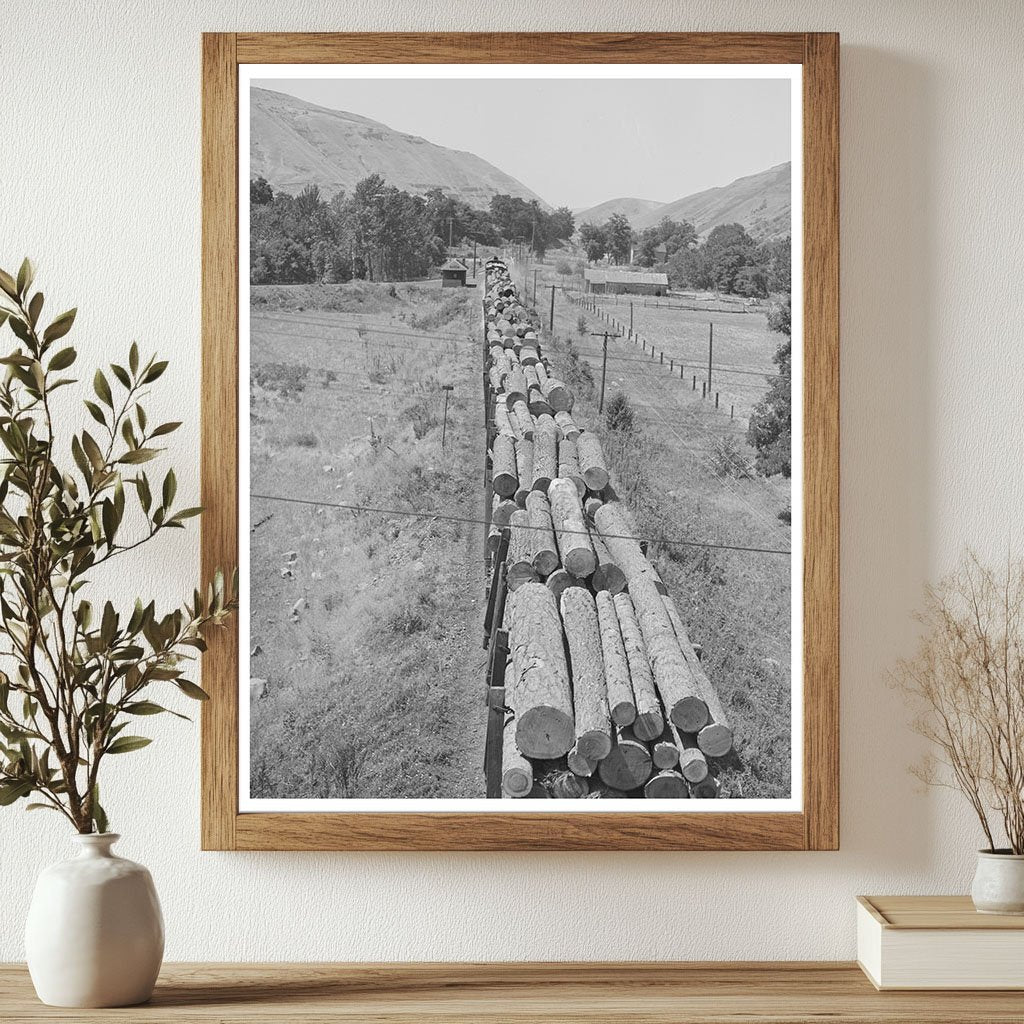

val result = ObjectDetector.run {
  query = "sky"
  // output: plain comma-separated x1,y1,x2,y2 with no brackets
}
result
254,76,792,211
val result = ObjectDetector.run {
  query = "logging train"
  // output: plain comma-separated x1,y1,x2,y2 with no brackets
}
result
481,256,734,801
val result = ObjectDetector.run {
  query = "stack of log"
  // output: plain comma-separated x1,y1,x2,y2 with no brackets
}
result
483,259,733,801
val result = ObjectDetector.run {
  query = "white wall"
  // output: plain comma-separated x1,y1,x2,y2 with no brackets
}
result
2,0,1022,962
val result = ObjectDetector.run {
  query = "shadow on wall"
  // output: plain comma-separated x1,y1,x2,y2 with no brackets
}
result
838,47,937,871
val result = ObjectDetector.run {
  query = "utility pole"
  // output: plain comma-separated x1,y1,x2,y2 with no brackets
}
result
630,301,634,334
708,322,714,390
533,269,538,305
591,331,611,414
448,217,453,251
549,285,555,332
441,385,454,448
472,240,477,281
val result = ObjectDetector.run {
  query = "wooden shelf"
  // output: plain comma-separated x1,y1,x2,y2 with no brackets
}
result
3,962,1024,1022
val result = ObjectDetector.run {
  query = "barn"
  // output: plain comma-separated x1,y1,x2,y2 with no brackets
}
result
440,258,468,288
584,269,669,296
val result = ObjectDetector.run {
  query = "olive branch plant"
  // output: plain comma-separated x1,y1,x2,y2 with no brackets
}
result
0,259,236,834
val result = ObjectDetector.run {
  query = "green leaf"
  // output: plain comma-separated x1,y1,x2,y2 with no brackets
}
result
48,346,77,371
0,269,18,300
136,473,152,513
168,507,202,524
175,679,210,701
8,317,31,345
142,360,168,383
83,400,106,427
93,369,113,408
81,431,105,472
0,779,33,805
101,498,117,546
121,418,137,450
150,421,181,438
110,363,131,389
105,735,152,755
43,308,76,344
26,802,61,813
91,785,108,834
129,342,139,375
27,292,43,328
16,258,34,298
100,601,117,646
162,468,176,508
118,448,158,465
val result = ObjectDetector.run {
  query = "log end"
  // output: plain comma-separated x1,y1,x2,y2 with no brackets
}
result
632,709,665,743
576,730,613,762
644,770,689,799
515,707,574,760
670,696,711,734
502,766,534,798
696,722,734,759
689,775,721,799
564,548,598,579
610,701,637,728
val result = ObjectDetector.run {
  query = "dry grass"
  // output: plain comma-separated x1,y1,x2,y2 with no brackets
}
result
248,280,488,799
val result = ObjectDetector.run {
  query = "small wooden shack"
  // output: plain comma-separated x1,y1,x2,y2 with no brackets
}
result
440,258,468,288
585,269,668,297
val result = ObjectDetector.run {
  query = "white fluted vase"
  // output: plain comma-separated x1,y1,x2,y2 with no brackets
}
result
25,833,164,1007
971,850,1024,915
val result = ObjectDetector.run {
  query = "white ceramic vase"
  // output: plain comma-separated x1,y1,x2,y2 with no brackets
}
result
971,850,1024,915
25,833,164,1007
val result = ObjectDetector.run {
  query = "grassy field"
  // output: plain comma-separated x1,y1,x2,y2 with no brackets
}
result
247,280,489,799
524,259,793,800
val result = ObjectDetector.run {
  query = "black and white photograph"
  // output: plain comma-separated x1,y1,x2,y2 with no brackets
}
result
240,67,802,810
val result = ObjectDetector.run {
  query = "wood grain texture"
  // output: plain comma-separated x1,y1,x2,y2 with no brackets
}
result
801,32,841,852
235,32,807,64
861,896,1024,930
200,32,238,852
201,32,840,851
2,962,1021,1023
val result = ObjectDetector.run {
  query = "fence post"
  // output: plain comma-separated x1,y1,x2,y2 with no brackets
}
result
549,285,555,332
708,321,714,390
599,333,609,413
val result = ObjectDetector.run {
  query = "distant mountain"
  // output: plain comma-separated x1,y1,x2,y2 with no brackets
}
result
250,87,547,209
634,162,791,240
574,197,666,226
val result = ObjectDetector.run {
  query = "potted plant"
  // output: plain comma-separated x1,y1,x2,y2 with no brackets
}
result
0,260,235,1006
896,552,1024,913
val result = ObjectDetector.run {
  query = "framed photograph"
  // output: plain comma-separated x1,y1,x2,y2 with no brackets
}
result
201,32,838,851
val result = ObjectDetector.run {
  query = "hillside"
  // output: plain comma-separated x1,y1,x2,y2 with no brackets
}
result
574,197,666,226
250,86,546,208
634,162,791,240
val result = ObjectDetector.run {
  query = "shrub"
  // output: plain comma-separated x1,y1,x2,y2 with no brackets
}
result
563,341,594,397
605,391,636,433
576,314,588,336
403,396,439,439
252,361,309,399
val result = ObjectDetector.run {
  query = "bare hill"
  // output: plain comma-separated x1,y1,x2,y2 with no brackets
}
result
251,86,547,208
574,197,666,226
634,162,791,239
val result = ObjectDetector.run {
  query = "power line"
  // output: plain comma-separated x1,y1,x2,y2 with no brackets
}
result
249,491,791,557
252,312,469,343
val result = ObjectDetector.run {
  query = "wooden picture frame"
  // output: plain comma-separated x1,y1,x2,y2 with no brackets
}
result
201,32,839,851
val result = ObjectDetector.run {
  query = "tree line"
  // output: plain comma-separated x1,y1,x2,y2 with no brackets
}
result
250,174,575,285
576,214,790,299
